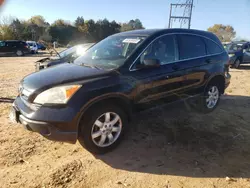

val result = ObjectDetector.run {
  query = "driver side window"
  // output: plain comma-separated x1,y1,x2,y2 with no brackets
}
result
140,35,177,65
246,45,250,52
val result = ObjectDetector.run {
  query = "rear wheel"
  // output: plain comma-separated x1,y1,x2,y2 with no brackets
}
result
78,104,128,154
194,83,221,113
16,50,23,56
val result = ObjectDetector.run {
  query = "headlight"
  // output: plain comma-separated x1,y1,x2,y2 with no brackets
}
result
229,54,235,58
34,85,81,104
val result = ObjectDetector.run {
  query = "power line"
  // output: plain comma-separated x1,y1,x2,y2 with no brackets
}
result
168,0,194,29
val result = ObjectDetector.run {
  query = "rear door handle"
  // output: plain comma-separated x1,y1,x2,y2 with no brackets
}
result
172,65,180,70
206,59,212,64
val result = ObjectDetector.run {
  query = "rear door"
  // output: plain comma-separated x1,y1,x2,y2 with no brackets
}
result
243,44,250,63
130,34,186,105
176,34,211,96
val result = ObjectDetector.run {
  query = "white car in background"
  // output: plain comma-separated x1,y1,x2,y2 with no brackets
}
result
26,41,38,54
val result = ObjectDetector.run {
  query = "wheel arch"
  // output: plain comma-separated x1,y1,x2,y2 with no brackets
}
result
205,74,225,94
76,94,133,133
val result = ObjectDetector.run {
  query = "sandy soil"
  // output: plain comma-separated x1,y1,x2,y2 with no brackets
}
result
1,55,250,188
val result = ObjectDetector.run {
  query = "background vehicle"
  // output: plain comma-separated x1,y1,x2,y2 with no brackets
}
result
35,43,95,71
27,41,38,54
226,41,250,68
37,43,46,50
11,29,230,154
0,40,30,56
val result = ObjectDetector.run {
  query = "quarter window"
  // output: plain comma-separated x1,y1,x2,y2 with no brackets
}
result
140,35,177,65
178,35,206,60
0,41,6,47
204,39,222,55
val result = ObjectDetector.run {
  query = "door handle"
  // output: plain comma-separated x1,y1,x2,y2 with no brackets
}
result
172,65,180,70
206,59,211,64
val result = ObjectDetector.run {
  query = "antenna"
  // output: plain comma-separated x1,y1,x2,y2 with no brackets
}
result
168,0,194,29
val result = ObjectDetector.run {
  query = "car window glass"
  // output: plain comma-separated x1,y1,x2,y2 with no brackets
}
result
204,38,222,54
140,35,176,65
0,41,5,47
178,35,206,60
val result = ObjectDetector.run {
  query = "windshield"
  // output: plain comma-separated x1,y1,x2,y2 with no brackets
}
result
226,43,243,51
74,35,146,70
27,42,33,46
59,46,77,58
59,44,93,58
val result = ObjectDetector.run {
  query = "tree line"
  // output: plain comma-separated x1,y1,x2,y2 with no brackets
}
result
0,15,144,45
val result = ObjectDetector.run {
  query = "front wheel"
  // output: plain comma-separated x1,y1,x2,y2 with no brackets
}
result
78,104,128,154
16,50,23,56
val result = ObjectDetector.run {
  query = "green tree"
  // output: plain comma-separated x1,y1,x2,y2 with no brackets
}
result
207,24,236,42
75,16,85,28
121,19,144,32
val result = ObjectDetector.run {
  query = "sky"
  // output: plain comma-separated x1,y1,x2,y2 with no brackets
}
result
1,0,250,39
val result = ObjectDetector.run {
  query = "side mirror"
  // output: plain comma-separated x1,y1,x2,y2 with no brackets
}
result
137,58,160,69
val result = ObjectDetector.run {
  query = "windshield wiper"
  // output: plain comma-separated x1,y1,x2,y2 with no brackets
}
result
80,63,102,70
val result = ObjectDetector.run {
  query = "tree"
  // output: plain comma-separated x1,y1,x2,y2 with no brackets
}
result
0,16,15,40
121,19,144,32
207,24,236,42
49,19,78,44
75,16,84,28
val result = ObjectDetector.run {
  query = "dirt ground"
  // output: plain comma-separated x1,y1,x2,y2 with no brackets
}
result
1,55,250,188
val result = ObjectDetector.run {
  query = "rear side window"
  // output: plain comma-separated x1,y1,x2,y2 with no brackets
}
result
178,35,206,60
204,39,222,55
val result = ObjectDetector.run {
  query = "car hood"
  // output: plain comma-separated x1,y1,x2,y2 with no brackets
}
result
21,63,112,93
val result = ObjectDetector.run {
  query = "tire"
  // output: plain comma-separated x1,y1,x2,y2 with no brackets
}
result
195,83,221,113
78,104,128,154
234,59,241,69
16,50,23,56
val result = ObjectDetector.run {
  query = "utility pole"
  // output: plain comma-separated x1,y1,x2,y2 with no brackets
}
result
168,0,194,29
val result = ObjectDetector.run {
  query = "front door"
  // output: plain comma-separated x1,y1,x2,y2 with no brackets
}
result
0,41,7,56
129,34,186,106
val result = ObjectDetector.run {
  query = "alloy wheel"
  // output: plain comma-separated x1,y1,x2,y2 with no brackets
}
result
206,86,219,109
91,112,122,147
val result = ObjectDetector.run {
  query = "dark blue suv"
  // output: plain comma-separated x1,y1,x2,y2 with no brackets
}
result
10,29,231,153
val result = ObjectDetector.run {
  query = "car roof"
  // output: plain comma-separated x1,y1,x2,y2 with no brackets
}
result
114,28,215,37
4,40,25,42
232,41,249,45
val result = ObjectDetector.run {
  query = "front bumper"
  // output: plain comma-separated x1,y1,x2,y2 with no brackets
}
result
11,97,78,144
228,55,237,65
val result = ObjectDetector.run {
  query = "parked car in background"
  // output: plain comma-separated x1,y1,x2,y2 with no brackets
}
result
35,43,95,71
10,29,230,154
226,41,250,68
27,41,38,54
37,43,46,50
0,40,30,56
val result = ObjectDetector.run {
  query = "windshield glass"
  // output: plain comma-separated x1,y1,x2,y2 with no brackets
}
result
59,46,78,58
58,44,93,59
226,43,243,51
74,35,146,70
27,42,33,46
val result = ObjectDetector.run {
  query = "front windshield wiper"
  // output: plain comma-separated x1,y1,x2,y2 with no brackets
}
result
80,63,102,70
